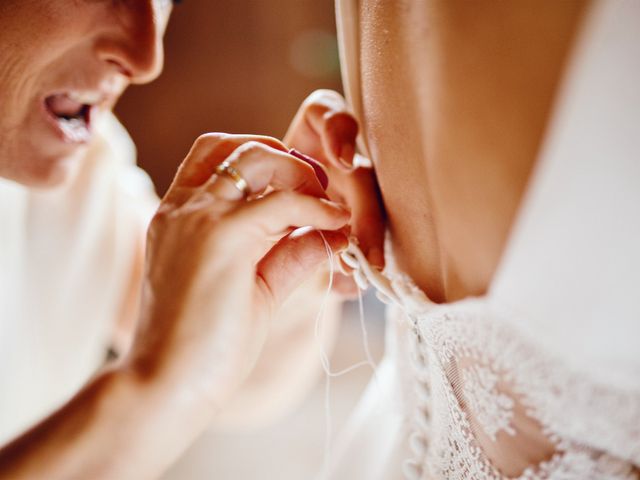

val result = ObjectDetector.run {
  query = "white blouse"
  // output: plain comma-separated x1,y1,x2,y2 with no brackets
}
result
0,114,156,445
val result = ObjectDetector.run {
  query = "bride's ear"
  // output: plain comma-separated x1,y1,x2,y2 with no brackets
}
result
284,89,385,271
284,89,359,171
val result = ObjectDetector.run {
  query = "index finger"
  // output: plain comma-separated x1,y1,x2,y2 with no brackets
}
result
163,133,287,205
173,133,287,189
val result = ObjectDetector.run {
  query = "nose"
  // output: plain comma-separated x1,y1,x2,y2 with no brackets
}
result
95,1,167,84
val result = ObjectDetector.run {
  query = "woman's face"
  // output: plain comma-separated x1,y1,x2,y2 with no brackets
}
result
0,0,173,187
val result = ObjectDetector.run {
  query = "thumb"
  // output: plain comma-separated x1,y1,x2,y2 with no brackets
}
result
256,227,348,307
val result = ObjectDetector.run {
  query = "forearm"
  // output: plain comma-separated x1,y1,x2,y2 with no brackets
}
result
0,366,213,480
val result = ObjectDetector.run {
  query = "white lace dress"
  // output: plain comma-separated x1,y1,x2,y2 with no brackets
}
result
328,0,640,478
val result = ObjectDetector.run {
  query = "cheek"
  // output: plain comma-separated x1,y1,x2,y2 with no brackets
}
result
0,5,64,123
0,1,90,80
0,1,98,186
0,57,37,134
0,3,90,135
0,52,47,177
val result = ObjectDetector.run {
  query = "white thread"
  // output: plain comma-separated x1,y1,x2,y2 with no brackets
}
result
315,230,336,478
344,243,400,305
357,282,379,388
315,232,379,478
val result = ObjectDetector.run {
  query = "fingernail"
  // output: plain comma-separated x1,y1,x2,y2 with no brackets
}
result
338,143,355,169
288,148,329,190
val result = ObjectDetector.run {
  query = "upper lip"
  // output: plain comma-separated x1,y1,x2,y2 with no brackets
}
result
65,90,106,106
44,89,111,110
44,76,125,111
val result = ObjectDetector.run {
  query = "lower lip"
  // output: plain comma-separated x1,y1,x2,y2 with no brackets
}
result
40,100,93,145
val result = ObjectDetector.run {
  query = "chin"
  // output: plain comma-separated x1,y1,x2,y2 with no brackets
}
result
29,166,74,188
7,149,84,189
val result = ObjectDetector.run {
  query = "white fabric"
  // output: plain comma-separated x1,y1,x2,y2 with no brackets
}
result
489,0,640,389
330,0,640,478
0,114,157,445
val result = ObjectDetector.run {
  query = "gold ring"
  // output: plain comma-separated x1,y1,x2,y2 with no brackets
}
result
215,161,251,198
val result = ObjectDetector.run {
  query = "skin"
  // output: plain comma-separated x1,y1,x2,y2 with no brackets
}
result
357,0,589,475
0,0,384,477
359,0,589,302
1,0,591,476
0,0,170,187
0,133,353,479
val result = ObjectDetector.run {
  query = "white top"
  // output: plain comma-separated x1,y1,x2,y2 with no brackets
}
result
0,114,156,445
329,0,640,478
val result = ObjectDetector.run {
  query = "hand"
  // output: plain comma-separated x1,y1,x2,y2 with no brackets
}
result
208,93,387,427
0,134,350,480
284,89,386,279
127,133,351,412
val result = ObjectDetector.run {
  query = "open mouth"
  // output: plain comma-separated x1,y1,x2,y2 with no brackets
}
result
43,92,98,143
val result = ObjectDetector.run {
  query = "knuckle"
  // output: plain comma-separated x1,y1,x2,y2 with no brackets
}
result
231,137,285,160
236,140,268,158
151,206,171,226
192,132,226,152
194,132,221,145
251,135,286,151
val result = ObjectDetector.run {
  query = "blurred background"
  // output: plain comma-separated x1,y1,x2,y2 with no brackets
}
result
116,0,342,196
117,2,385,478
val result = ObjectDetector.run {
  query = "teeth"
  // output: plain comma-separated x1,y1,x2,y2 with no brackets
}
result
67,91,102,105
